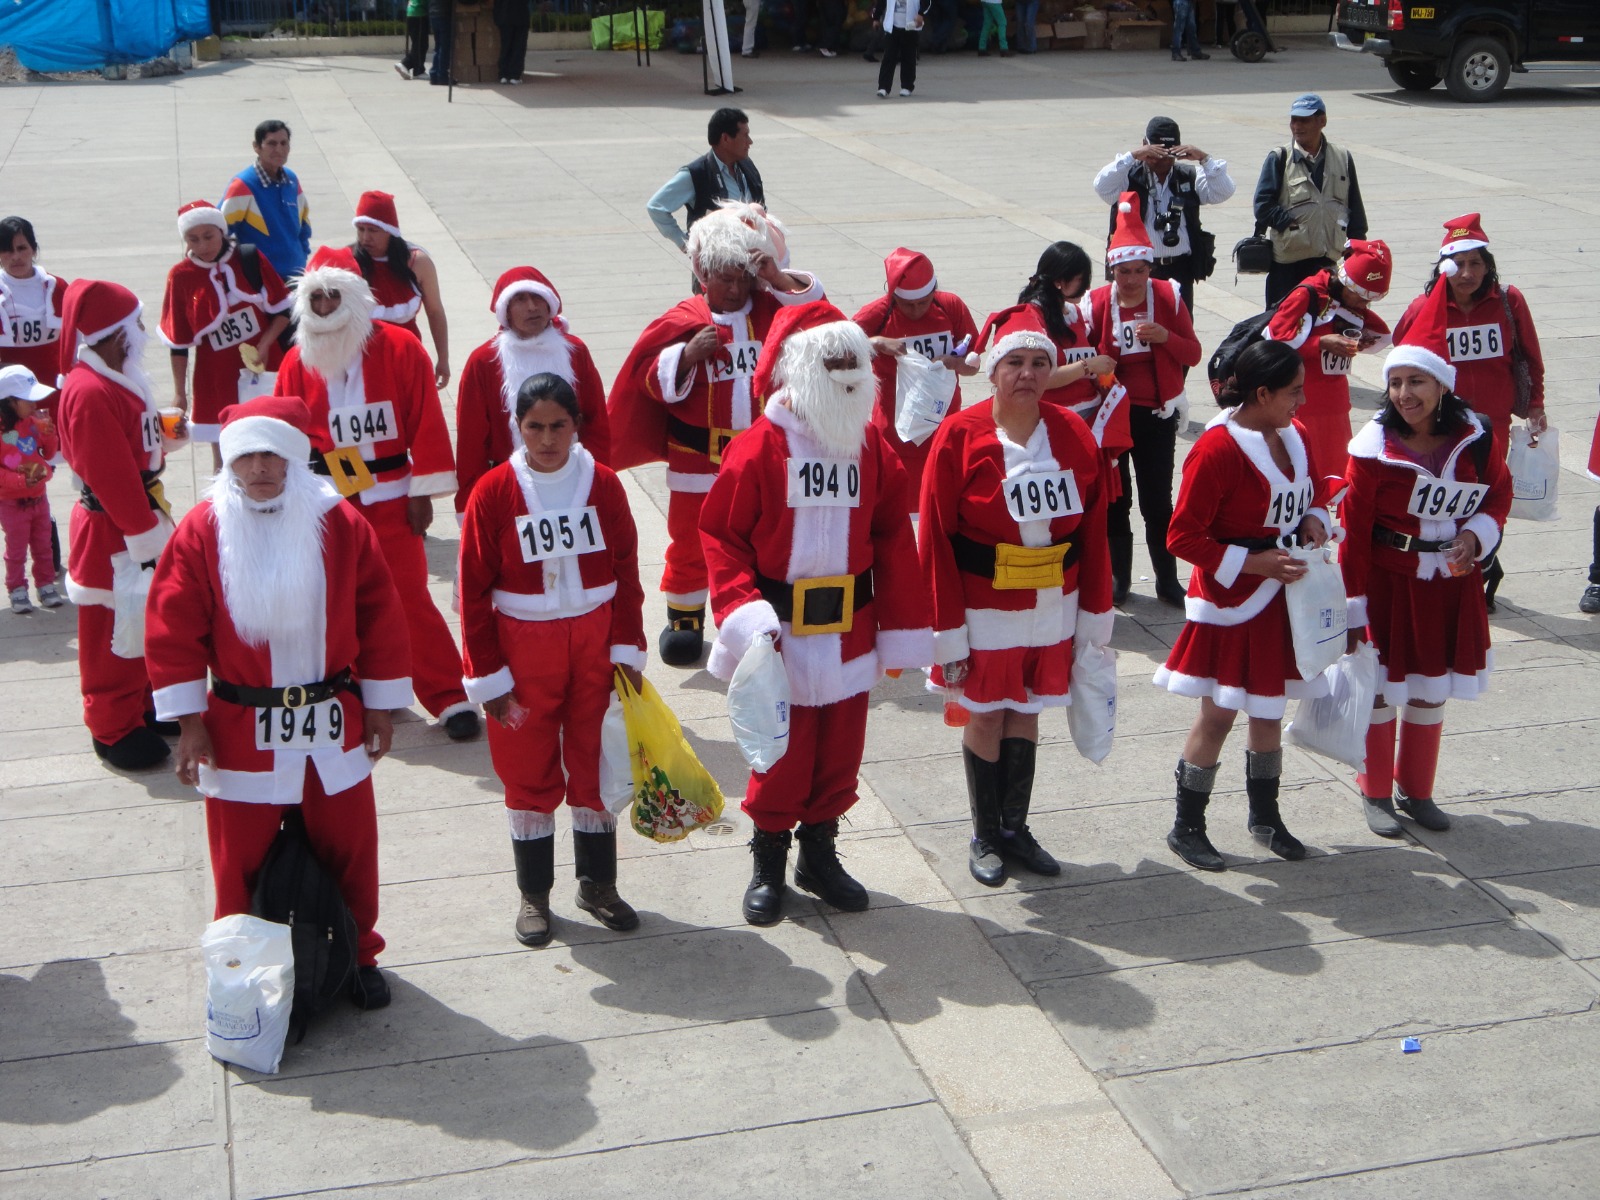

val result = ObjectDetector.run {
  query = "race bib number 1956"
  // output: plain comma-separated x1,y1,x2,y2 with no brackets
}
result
1005,469,1083,523
1445,323,1504,363
787,457,861,508
255,698,344,751
517,506,606,562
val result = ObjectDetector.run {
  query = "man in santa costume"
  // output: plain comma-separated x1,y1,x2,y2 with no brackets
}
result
608,206,823,665
55,280,175,770
274,245,478,739
146,396,411,1009
699,301,932,925
454,267,611,519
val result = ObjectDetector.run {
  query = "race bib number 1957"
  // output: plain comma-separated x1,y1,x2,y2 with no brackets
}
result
787,457,861,508
517,506,606,562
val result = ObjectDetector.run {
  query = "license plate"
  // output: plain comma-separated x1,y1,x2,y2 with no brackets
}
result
1342,4,1382,29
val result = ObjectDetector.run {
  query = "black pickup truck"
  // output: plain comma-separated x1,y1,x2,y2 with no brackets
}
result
1333,0,1600,102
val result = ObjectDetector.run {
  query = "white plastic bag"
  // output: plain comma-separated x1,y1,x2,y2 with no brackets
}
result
202,914,294,1074
598,690,634,815
237,369,277,405
894,351,956,447
1287,642,1379,769
1284,547,1348,681
1508,424,1559,522
110,553,152,659
727,632,790,772
1066,641,1118,764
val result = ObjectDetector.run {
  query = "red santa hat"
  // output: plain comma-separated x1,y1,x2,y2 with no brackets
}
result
1384,266,1456,392
177,200,228,238
751,299,851,402
218,394,314,469
490,267,565,330
884,248,937,301
1106,192,1154,267
352,190,403,238
61,279,142,351
297,244,364,293
1337,238,1392,302
968,304,1059,378
1439,212,1490,260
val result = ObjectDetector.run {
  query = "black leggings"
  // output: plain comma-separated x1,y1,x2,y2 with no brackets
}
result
1108,403,1178,565
878,29,919,91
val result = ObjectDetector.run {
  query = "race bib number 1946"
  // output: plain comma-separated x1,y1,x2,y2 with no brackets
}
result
1406,479,1488,521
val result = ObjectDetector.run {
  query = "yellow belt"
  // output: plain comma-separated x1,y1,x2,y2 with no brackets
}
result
993,542,1071,591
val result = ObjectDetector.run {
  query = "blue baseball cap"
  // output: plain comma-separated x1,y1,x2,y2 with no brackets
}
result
1289,93,1326,117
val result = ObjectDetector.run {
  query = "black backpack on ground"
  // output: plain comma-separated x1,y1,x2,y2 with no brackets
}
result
250,807,358,1042
1205,283,1317,399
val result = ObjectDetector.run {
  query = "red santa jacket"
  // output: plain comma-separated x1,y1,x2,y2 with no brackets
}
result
1167,412,1336,627
1339,412,1510,628
607,276,824,489
919,400,1114,665
146,488,413,805
454,328,611,515
457,446,646,701
276,321,457,505
700,402,932,707
0,269,69,390
362,252,423,337
57,351,172,601
1088,278,1200,410
1040,300,1098,411
1265,272,1392,411
1393,283,1544,430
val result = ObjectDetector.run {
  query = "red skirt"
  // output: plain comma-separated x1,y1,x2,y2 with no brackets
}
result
1365,563,1492,706
930,640,1074,714
1154,588,1326,720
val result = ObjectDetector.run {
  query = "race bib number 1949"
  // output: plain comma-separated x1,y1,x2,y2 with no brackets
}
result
255,698,344,750
787,457,861,508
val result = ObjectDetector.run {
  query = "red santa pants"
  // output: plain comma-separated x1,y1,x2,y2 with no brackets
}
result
204,771,384,967
78,603,153,744
662,488,709,605
487,607,611,814
357,496,470,717
743,693,871,832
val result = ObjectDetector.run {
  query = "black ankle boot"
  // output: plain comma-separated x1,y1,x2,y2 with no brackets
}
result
743,827,792,925
573,828,639,931
1244,748,1305,860
658,605,706,666
963,747,1006,886
1483,552,1504,613
997,738,1059,875
511,835,556,947
1150,544,1186,607
1109,535,1133,606
1168,758,1225,871
794,819,869,911
92,727,171,771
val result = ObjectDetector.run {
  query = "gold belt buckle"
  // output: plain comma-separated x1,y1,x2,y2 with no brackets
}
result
790,574,854,636
281,684,309,710
992,542,1070,591
708,427,737,466
144,478,173,519
323,447,375,497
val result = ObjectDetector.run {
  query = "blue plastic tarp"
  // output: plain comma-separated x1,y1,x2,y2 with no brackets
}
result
0,0,212,72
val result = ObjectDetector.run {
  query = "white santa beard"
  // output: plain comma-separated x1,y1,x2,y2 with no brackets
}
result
784,367,876,458
119,325,156,404
297,305,374,376
209,467,330,666
494,326,575,415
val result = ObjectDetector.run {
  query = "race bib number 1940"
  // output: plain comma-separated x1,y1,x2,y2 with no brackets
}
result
1005,469,1083,523
328,402,397,449
255,698,344,750
516,506,606,562
1406,479,1488,521
787,457,861,508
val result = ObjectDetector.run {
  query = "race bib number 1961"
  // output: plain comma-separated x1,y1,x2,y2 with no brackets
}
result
1407,479,1488,520
255,699,344,751
328,402,397,449
517,506,605,562
787,457,861,508
1005,469,1083,523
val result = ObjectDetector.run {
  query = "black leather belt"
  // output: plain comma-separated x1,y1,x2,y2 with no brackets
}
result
756,569,873,635
212,668,355,709
80,471,164,513
666,414,738,463
310,452,408,476
1374,525,1452,553
951,532,1080,577
1221,535,1293,551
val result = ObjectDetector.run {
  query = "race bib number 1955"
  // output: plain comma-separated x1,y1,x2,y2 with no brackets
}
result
787,457,861,508
517,506,606,562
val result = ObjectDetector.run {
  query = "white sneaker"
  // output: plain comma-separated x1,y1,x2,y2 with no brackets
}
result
876,88,888,97
819,47,837,57
9,587,31,614
900,87,911,95
36,583,64,608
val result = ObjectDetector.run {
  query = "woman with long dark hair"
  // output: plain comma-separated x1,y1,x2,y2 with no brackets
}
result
0,216,71,409
350,190,452,389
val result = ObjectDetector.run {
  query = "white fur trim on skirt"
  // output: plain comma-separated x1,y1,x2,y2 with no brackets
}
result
1378,661,1492,708
1152,666,1328,721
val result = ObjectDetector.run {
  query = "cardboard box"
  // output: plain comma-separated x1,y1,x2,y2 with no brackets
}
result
1108,18,1161,51
451,3,501,83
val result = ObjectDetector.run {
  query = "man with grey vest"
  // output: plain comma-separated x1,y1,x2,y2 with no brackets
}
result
1252,94,1368,308
647,109,765,251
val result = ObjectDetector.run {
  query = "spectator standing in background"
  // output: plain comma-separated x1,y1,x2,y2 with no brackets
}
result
873,0,925,96
429,0,454,86
976,0,1011,57
647,109,764,252
1170,0,1207,60
494,0,529,83
396,0,429,78
220,120,312,284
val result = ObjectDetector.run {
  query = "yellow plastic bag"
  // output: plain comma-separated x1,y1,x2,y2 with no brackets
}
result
616,670,725,842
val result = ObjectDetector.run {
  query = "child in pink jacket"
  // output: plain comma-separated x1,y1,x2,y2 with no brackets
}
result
0,365,63,613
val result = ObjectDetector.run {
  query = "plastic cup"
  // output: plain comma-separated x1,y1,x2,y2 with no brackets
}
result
158,407,188,439
943,684,970,728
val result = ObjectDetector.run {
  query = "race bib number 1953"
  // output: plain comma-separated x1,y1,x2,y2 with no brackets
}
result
206,307,261,351
1005,469,1083,523
517,506,606,562
787,457,861,508
255,698,344,750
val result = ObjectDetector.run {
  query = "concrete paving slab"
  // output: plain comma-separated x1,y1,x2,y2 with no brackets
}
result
0,871,204,970
1405,792,1600,876
1479,865,1600,960
0,950,204,1062
0,1144,229,1200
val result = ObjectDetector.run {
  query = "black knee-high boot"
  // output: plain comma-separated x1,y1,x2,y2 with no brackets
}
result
1168,758,1224,871
1482,551,1504,612
997,738,1059,875
573,829,639,931
963,747,1006,886
1109,535,1133,606
1244,748,1305,861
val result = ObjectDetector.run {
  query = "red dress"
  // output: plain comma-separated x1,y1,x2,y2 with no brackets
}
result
363,252,424,339
1341,414,1511,706
1155,412,1336,719
0,269,69,409
919,400,1113,712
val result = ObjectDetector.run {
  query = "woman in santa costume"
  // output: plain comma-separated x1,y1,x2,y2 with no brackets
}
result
608,207,823,667
0,215,70,409
275,245,478,739
350,190,452,389
459,372,646,947
851,247,979,508
921,304,1114,887
1154,340,1334,871
1263,238,1393,499
453,267,611,520
1088,195,1202,607
1342,278,1510,838
700,301,932,925
147,396,411,1010
1393,214,1545,611
55,280,175,770
160,200,291,451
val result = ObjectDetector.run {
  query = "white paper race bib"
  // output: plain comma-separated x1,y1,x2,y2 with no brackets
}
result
1060,346,1095,365
254,698,345,751
1445,323,1504,363
903,330,954,361
9,315,51,345
206,307,261,352
1116,319,1150,356
1319,349,1353,376
1406,478,1488,521
1267,480,1313,529
140,411,161,454
1005,469,1083,523
787,457,861,508
710,339,762,383
516,506,606,562
328,402,397,449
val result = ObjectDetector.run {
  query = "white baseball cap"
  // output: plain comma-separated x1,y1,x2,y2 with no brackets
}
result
0,365,53,402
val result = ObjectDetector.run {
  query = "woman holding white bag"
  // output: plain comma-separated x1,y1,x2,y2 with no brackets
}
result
1341,284,1510,838
1154,340,1335,871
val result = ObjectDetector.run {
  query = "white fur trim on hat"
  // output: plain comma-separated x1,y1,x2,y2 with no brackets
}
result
1440,239,1488,260
1338,269,1387,303
79,304,143,348
893,276,937,301
219,416,313,469
984,331,1058,377
178,206,228,238
1107,244,1154,267
352,214,404,239
494,281,562,328
1384,345,1456,392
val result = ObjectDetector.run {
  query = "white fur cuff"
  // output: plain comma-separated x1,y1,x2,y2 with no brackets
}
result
409,471,457,499
1214,543,1249,589
707,598,781,682
610,645,647,671
361,675,414,710
876,626,934,671
463,666,515,704
153,679,209,721
1462,513,1501,562
124,519,172,566
1075,608,1115,649
1346,595,1368,629
656,344,693,404
933,625,970,665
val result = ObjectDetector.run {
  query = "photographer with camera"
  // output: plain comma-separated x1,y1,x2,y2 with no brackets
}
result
1093,116,1235,314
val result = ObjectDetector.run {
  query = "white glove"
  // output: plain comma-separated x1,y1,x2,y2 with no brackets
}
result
1158,393,1190,427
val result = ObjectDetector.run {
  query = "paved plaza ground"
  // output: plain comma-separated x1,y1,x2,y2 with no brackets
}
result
3,36,1600,1199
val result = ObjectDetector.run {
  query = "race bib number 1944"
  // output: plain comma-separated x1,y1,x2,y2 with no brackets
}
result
328,402,397,449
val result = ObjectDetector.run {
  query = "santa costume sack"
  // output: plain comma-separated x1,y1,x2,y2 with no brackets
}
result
727,633,791,772
1507,424,1559,522
895,350,957,447
1287,642,1379,769
1284,547,1348,681
1066,641,1118,764
201,914,294,1075
598,691,634,816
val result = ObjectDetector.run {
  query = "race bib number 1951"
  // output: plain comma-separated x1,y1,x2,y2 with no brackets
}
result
328,401,397,449
255,698,344,750
517,506,605,562
1005,469,1083,523
1407,479,1488,520
787,457,861,508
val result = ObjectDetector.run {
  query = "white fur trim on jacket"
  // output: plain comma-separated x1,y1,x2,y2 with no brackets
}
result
665,469,715,493
153,678,209,720
708,598,781,682
655,343,693,405
876,626,934,671
408,470,457,499
1214,543,1250,589
1462,512,1501,561
64,574,114,608
124,518,173,566
1347,595,1368,628
933,625,970,664
1184,579,1283,627
463,665,515,704
198,744,373,805
492,582,617,623
361,675,414,710
966,591,1080,650
610,644,648,671
1075,607,1115,650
